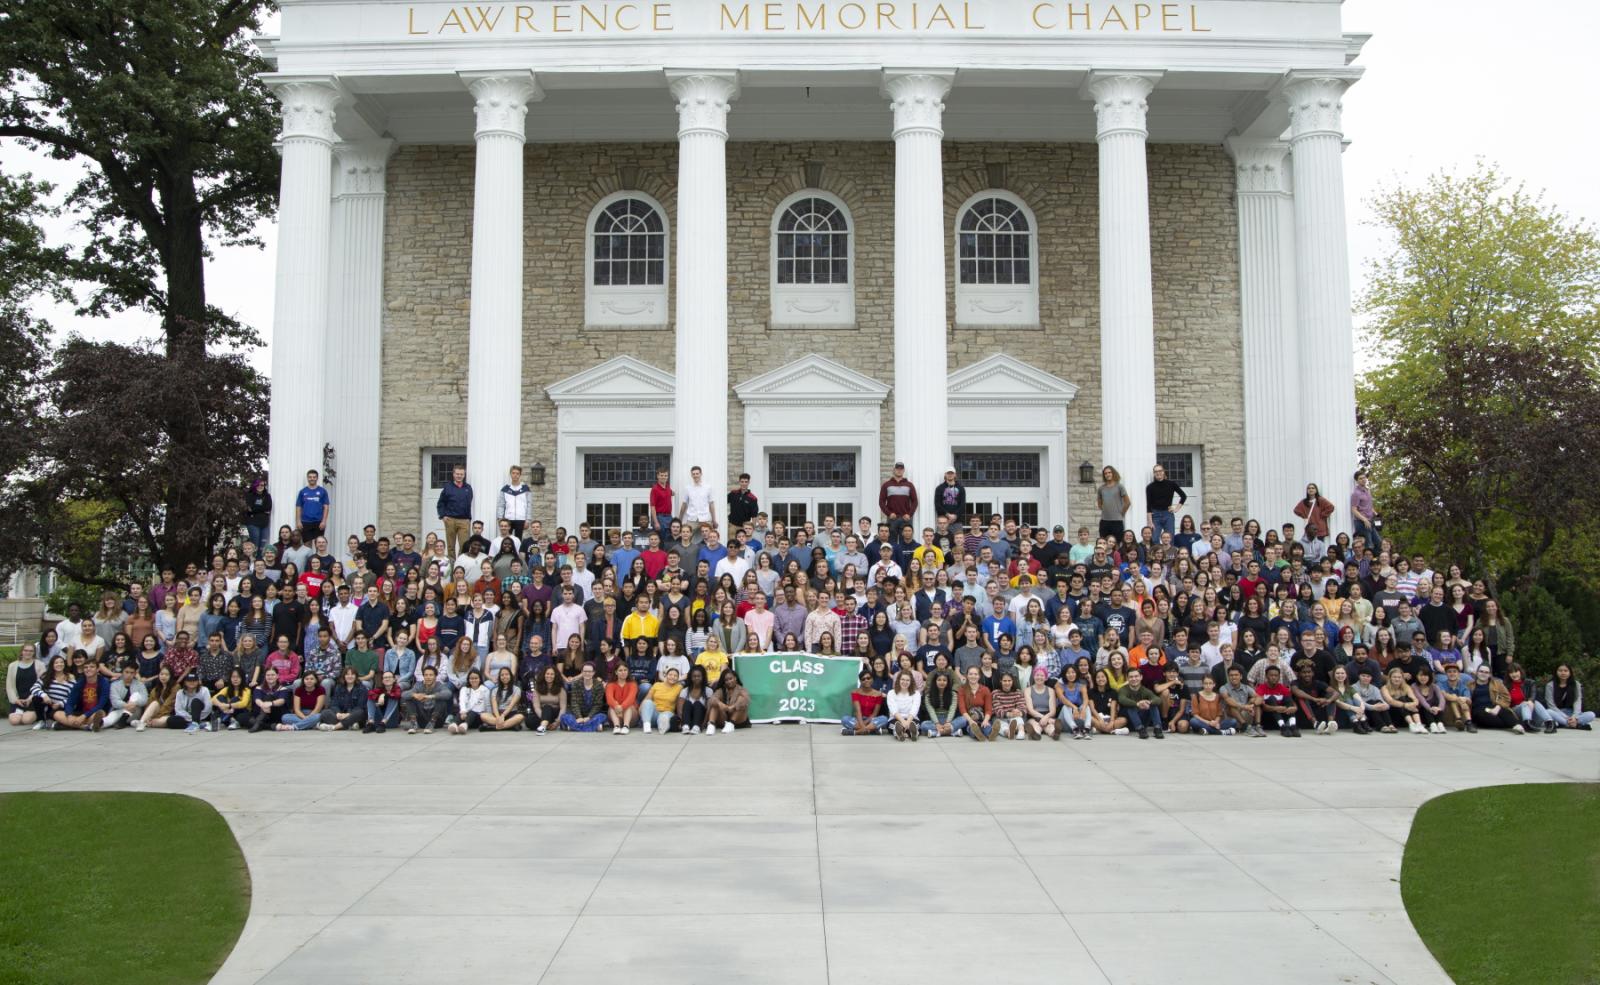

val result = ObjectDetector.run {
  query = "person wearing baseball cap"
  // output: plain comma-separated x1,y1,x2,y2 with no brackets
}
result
934,468,967,526
877,463,918,540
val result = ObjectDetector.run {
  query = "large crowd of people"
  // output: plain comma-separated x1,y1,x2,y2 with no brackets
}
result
5,462,1594,742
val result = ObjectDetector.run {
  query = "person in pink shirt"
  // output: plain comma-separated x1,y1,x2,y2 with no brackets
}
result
743,592,775,650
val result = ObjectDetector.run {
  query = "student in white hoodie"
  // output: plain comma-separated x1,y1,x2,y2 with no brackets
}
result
104,663,148,730
451,669,491,734
496,466,532,537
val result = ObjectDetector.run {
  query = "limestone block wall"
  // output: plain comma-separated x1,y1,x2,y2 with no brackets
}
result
376,140,1243,533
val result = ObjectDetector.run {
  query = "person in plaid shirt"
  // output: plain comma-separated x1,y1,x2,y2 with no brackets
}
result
838,600,868,656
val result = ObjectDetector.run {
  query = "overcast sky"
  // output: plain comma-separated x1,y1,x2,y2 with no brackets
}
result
17,0,1600,374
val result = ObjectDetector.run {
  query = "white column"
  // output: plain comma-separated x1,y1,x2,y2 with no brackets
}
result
884,69,955,531
1086,71,1162,529
1283,71,1361,535
266,77,341,533
462,72,542,521
668,71,739,493
1226,137,1300,529
323,139,395,548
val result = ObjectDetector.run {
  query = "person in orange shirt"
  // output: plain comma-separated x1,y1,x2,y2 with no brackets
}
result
605,662,639,734
956,665,995,741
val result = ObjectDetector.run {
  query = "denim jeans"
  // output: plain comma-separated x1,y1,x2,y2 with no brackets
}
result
559,712,606,732
1151,510,1175,541
367,698,400,726
245,523,269,552
919,715,968,736
839,714,889,734
1187,716,1238,735
280,711,322,730
1549,707,1597,728
1125,705,1163,731
640,704,674,732
1514,701,1557,725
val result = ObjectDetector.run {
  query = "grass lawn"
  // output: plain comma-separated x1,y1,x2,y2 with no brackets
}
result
0,793,250,985
1402,783,1599,985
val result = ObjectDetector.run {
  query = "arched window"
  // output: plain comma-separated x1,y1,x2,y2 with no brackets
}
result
953,191,1039,326
771,190,855,327
585,192,669,328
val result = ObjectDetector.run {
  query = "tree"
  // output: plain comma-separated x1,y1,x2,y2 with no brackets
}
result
1358,164,1600,593
0,0,279,575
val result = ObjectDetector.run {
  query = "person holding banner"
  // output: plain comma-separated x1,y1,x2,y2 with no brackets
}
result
886,671,921,741
920,670,965,738
708,669,749,733
841,671,888,736
957,666,995,741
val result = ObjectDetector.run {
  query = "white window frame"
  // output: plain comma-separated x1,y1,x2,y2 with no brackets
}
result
585,191,670,329
770,189,855,328
953,189,1039,327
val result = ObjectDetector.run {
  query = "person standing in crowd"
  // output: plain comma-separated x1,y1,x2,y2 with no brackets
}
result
1349,469,1376,544
496,465,531,538
679,465,717,532
933,468,967,524
1097,466,1130,539
877,462,918,539
437,463,474,561
1144,463,1187,543
1293,483,1335,541
726,473,759,542
294,469,330,542
648,467,675,546
245,475,273,553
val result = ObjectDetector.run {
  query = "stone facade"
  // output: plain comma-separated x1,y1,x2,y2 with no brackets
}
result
377,140,1243,533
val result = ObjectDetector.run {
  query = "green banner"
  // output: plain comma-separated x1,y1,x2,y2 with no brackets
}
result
732,653,865,723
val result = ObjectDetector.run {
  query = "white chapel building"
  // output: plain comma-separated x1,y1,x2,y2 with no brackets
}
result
259,0,1367,549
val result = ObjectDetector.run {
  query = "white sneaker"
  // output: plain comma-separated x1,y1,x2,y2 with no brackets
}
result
722,722,734,733
536,722,547,734
31,722,44,731
1327,721,1338,734
1223,727,1235,735
1113,727,1130,736
226,720,239,731
689,725,700,735
642,719,651,733
1315,721,1328,734
705,724,716,736
134,720,146,732
316,723,335,732
620,726,629,735
1409,721,1425,734
1512,724,1525,734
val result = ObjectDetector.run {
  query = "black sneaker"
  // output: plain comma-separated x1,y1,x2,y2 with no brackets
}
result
1137,727,1149,739
1465,722,1478,733
1544,721,1558,734
374,722,386,734
1152,728,1165,740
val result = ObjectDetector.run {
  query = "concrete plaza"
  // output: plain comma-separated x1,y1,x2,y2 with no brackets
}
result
1,722,1595,985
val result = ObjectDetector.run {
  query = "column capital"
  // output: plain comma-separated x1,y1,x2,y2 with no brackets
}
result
1083,71,1163,140
881,70,955,139
1225,137,1291,195
333,139,396,198
1278,69,1362,142
667,71,740,138
264,75,344,144
460,71,543,140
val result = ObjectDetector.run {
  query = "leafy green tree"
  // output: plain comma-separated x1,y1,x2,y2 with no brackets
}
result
1358,164,1600,593
0,0,279,576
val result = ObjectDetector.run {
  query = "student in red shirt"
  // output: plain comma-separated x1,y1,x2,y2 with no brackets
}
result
957,665,995,741
648,469,674,545
841,670,888,736
1255,665,1300,736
